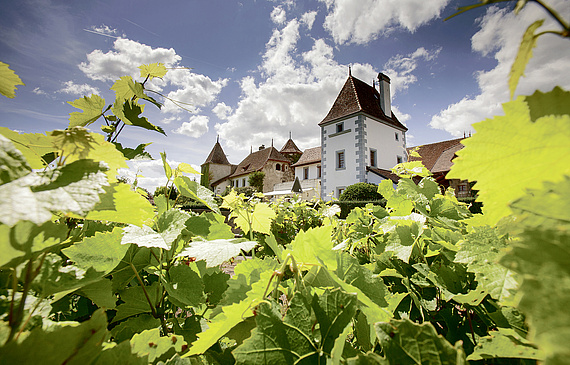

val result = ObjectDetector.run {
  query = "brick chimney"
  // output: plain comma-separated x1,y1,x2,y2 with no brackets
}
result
378,73,391,117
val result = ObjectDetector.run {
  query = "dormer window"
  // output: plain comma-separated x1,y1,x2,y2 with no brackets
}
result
276,163,281,171
336,122,344,133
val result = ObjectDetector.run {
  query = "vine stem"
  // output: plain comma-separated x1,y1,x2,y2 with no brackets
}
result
130,262,158,318
531,0,570,31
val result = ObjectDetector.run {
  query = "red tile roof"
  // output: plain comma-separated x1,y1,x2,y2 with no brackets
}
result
367,167,400,184
280,138,302,155
292,147,321,167
319,75,407,131
203,140,230,165
229,146,290,179
407,138,464,171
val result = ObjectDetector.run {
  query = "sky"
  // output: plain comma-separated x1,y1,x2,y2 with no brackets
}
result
1,0,569,192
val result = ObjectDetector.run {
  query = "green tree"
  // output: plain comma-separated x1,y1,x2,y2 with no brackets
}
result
339,182,383,201
248,171,265,192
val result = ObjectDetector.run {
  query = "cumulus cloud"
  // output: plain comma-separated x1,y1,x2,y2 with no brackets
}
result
300,11,318,29
271,6,287,24
212,102,232,119
429,1,570,136
119,158,200,193
173,115,210,138
59,80,100,96
382,47,441,97
32,87,48,96
78,37,227,130
215,16,428,153
320,0,452,44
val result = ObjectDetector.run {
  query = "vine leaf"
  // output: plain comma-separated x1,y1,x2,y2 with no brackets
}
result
91,340,147,365
509,19,544,99
174,176,219,213
375,319,467,364
113,282,161,323
0,134,31,185
122,100,166,135
139,63,167,80
87,183,155,226
0,61,24,98
122,208,189,250
163,264,205,308
500,229,570,362
77,279,117,308
0,159,109,226
467,328,544,361
62,227,128,274
0,309,108,364
0,127,58,169
67,94,106,128
454,226,517,303
283,225,337,270
177,239,258,267
130,328,187,363
448,88,570,226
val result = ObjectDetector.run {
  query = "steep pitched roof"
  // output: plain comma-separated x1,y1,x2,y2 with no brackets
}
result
367,167,400,184
407,138,464,171
432,144,464,173
319,75,407,131
203,140,230,165
280,138,302,155
292,147,321,167
229,146,290,178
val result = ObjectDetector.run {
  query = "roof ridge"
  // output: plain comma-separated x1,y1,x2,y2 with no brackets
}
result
349,75,363,112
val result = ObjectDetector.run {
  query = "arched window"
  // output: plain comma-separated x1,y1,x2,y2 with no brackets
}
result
276,164,281,171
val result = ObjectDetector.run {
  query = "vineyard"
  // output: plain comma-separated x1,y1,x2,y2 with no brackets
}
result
1,1,569,364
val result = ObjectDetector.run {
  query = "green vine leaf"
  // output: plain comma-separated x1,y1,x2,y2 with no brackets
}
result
0,61,24,98
131,328,187,363
509,19,544,99
0,159,109,226
139,63,167,80
62,227,128,274
448,88,570,226
67,94,106,128
0,309,108,364
163,264,205,308
113,282,161,323
177,239,258,267
375,319,467,364
87,183,155,226
0,134,31,185
0,127,58,169
467,328,544,361
174,176,219,213
121,100,166,135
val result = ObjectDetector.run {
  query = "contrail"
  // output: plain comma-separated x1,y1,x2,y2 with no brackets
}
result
122,18,160,37
83,28,120,39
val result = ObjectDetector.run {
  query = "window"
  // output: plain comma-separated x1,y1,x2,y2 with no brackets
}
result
242,178,246,186
337,187,345,198
397,156,403,164
458,184,468,192
395,132,399,141
336,122,344,133
336,150,345,170
370,149,377,167
276,163,281,171
317,165,321,178
303,167,309,180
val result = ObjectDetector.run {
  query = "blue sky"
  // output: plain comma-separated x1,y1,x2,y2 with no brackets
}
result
1,0,568,191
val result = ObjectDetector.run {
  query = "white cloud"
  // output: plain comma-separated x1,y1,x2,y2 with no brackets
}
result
271,6,287,24
59,81,100,96
173,115,209,138
78,37,228,132
320,0,451,44
430,1,570,136
84,25,123,39
119,158,200,193
32,87,48,96
79,38,181,82
382,47,441,97
300,11,318,29
212,102,233,119
215,15,428,154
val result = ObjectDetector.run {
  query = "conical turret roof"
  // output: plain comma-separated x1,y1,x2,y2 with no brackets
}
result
203,139,230,165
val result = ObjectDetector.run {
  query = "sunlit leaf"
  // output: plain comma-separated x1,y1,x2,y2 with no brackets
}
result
139,63,167,80
177,239,257,267
0,61,24,98
509,19,543,99
0,134,31,185
467,328,544,361
448,90,570,226
131,328,187,363
87,183,155,227
0,127,57,169
67,94,106,128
